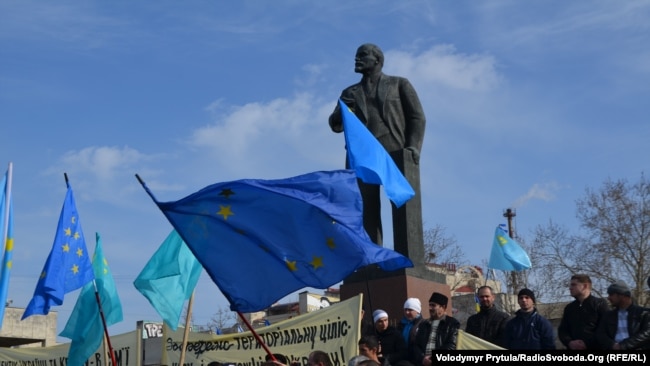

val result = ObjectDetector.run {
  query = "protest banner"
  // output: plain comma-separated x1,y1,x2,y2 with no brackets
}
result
162,294,362,366
0,330,137,365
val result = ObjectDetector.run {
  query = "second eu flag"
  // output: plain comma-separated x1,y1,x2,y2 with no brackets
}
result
145,169,413,312
22,185,95,319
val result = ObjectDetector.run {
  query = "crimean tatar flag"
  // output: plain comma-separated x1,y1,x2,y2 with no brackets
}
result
60,233,123,366
488,225,532,272
133,230,202,330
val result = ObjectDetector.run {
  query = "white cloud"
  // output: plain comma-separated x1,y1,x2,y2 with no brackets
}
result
386,45,501,92
511,182,562,208
58,146,147,180
183,93,345,180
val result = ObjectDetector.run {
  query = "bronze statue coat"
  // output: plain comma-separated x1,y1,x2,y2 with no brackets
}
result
329,72,426,156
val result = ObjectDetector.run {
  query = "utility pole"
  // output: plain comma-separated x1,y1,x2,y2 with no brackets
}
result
503,208,521,295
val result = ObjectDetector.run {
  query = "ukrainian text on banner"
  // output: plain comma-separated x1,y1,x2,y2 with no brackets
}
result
0,331,138,365
162,294,362,365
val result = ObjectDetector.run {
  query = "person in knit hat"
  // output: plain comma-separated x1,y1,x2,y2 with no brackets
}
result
370,309,407,366
596,280,650,350
504,288,555,349
398,297,424,350
411,292,459,366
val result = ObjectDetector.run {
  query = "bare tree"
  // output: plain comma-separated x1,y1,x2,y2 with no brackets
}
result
423,224,472,293
207,306,237,333
423,224,466,266
531,173,650,306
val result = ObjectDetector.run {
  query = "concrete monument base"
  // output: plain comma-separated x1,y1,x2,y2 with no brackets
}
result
340,266,452,325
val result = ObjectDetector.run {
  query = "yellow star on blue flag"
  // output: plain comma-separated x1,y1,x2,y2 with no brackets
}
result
22,185,95,319
142,169,413,312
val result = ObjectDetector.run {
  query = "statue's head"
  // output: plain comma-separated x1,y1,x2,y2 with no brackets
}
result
355,43,384,74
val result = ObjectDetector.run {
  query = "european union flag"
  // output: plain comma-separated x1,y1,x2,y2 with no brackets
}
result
339,99,415,207
22,185,95,319
60,233,123,366
143,169,413,312
488,226,532,271
133,230,202,330
0,164,14,330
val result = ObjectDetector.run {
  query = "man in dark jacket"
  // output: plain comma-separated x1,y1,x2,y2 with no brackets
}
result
465,286,510,347
412,292,459,365
596,280,650,350
558,274,610,349
504,289,555,350
371,309,407,365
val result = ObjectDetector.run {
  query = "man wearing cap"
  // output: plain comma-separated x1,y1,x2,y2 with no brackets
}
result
398,298,424,348
412,292,459,365
371,309,407,365
504,288,555,350
465,286,511,347
558,274,610,350
596,280,650,350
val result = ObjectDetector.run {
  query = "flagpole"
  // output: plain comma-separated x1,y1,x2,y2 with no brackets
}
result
94,280,118,366
92,231,118,366
1,162,11,258
178,291,195,366
236,311,277,361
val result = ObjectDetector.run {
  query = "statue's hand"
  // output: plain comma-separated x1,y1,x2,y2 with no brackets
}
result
405,146,420,164
330,121,343,133
329,114,344,133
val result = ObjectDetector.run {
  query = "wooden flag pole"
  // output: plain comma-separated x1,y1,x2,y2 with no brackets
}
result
94,283,118,366
179,291,195,366
237,311,277,361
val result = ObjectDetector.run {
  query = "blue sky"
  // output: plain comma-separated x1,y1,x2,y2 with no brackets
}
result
1,1,649,338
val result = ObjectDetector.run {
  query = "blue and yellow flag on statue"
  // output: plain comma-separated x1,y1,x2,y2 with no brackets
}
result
488,225,531,271
339,99,415,207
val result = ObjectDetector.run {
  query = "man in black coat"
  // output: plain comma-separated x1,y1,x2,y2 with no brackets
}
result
558,274,610,350
370,309,407,366
329,43,426,246
412,292,459,365
465,286,510,347
596,280,650,350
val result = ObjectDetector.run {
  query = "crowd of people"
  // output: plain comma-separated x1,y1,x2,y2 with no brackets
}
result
354,274,649,365
265,275,649,366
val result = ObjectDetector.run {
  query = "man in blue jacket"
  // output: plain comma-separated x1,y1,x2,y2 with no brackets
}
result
504,288,555,350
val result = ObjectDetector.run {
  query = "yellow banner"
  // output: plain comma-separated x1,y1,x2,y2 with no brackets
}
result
162,294,362,366
456,329,505,350
0,331,137,365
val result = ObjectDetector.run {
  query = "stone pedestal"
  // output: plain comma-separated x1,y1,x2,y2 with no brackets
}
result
341,267,452,325
340,148,451,323
390,149,425,267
